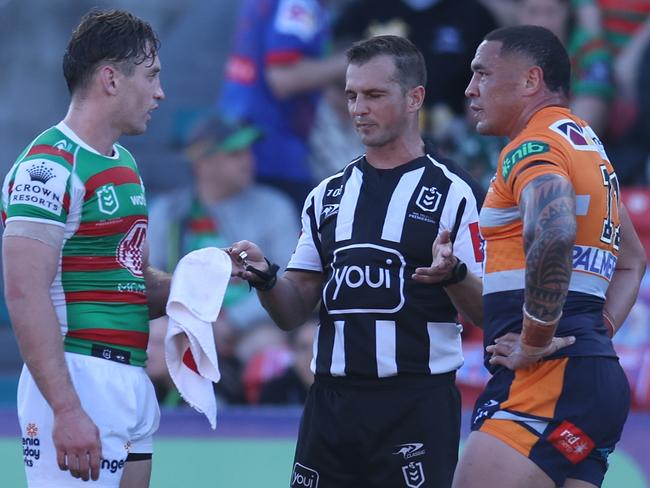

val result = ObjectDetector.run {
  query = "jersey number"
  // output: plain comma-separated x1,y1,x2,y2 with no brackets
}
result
599,165,620,250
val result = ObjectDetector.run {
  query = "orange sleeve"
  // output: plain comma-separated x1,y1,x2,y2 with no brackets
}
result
500,133,572,203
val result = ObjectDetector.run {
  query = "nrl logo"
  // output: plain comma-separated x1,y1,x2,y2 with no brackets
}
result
415,186,442,213
402,461,425,488
97,184,120,215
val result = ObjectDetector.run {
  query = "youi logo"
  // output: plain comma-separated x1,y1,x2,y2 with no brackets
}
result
291,463,319,488
323,243,405,314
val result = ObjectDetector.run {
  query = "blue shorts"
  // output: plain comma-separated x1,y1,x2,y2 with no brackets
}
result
471,356,630,487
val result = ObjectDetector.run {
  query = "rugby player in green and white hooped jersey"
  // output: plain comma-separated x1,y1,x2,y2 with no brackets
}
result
3,123,151,366
1,9,172,488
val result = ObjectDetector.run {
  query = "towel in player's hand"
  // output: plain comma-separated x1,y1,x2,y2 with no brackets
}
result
165,247,231,429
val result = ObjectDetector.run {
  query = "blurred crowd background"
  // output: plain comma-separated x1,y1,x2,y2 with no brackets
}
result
0,0,649,414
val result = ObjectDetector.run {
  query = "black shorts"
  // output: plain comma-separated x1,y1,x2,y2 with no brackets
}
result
290,373,460,488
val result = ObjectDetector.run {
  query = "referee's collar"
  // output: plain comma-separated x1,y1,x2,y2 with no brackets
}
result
361,155,430,175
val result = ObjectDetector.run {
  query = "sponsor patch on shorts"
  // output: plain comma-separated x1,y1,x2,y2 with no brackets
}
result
22,422,41,468
291,462,319,488
548,420,595,464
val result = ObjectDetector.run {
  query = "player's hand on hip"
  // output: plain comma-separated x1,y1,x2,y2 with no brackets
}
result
226,240,267,280
53,406,102,481
412,229,456,283
487,332,575,370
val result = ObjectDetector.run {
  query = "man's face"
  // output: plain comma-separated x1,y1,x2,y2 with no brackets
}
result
465,40,529,138
345,55,413,148
117,51,165,135
196,146,254,194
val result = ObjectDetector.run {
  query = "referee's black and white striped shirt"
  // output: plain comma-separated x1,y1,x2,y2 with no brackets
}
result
288,152,485,379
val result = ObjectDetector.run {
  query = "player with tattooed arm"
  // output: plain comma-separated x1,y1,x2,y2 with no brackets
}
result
452,25,646,488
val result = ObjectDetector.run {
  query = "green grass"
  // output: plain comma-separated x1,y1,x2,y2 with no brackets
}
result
0,437,646,487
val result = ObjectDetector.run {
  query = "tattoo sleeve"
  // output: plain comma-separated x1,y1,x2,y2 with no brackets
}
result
520,172,576,321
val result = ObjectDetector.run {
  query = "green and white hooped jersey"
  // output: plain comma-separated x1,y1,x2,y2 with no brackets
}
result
1,122,150,366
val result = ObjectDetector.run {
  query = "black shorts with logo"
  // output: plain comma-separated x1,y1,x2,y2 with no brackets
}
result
290,373,460,488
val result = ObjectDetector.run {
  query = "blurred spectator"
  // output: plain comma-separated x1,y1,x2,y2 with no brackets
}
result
242,343,293,404
614,268,650,410
599,0,650,105
597,1,650,184
334,0,498,138
516,0,614,134
258,320,317,405
435,104,507,189
479,0,518,26
146,112,300,404
217,0,348,210
307,82,365,182
638,38,650,185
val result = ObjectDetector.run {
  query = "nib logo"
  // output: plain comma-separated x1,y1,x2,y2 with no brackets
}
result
548,421,595,464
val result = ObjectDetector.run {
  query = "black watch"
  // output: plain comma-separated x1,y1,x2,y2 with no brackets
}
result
439,259,468,287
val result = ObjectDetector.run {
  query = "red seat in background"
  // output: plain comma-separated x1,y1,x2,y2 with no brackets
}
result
621,187,650,260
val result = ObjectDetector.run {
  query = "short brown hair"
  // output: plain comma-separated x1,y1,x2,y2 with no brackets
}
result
63,9,160,94
346,35,427,92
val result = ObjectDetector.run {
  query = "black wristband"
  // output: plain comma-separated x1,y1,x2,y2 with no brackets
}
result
246,258,280,291
439,259,468,287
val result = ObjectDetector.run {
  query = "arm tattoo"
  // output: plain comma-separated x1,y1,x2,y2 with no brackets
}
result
520,172,576,321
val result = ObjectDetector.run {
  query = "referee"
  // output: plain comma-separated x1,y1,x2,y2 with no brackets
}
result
230,35,485,488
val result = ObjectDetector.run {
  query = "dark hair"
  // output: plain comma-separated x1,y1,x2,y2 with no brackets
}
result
63,9,160,94
346,35,427,92
485,25,571,97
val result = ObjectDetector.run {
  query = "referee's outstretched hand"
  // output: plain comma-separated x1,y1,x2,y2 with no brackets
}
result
412,229,457,284
226,240,268,283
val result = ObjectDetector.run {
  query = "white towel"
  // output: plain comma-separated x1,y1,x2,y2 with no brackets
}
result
164,247,232,429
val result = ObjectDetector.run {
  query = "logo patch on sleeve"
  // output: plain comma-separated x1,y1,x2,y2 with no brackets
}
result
548,420,595,464
9,159,69,216
502,141,549,181
275,0,317,41
469,222,484,262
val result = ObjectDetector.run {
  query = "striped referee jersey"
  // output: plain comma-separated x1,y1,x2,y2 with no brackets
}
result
287,151,485,379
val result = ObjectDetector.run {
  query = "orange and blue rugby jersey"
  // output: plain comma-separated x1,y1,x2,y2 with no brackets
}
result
480,106,618,366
